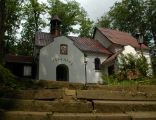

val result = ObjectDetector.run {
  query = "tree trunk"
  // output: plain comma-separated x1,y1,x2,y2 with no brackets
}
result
152,30,156,46
0,0,6,65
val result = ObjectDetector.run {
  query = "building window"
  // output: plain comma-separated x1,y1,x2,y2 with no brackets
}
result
24,66,32,76
60,44,68,55
95,58,101,70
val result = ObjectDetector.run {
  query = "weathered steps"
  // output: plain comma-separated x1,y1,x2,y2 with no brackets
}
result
35,80,84,89
1,111,156,120
0,111,130,120
0,98,92,113
127,112,156,120
1,83,156,120
1,89,156,101
0,89,64,100
77,90,156,100
86,85,156,92
1,98,156,113
93,100,156,113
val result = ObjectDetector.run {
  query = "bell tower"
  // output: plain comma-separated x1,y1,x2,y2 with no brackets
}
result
50,15,61,37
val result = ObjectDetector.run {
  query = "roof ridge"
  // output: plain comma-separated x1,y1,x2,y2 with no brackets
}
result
98,28,130,35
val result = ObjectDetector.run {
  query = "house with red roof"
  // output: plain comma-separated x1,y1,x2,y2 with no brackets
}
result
5,54,35,78
34,16,151,84
93,28,152,76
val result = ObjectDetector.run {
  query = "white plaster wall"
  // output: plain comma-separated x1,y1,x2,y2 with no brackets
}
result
85,53,108,83
94,30,112,48
39,36,86,83
142,51,152,76
122,45,152,70
122,45,137,55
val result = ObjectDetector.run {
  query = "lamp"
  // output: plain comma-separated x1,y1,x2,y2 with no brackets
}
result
135,30,144,56
84,54,88,85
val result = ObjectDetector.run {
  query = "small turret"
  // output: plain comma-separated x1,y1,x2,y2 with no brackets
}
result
50,15,61,37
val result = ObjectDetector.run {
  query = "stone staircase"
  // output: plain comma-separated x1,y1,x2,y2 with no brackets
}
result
0,80,156,120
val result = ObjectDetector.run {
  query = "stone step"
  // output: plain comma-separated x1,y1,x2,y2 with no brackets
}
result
2,111,156,120
86,85,156,93
127,111,156,120
1,98,156,113
0,89,64,100
2,111,130,120
36,80,84,89
93,100,156,113
36,80,156,92
1,85,156,100
77,90,156,100
0,98,92,113
1,111,51,120
2,89,156,100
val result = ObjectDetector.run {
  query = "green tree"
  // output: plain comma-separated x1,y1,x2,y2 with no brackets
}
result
17,0,46,56
79,18,94,37
48,0,93,36
0,0,21,64
96,14,112,28
146,0,156,45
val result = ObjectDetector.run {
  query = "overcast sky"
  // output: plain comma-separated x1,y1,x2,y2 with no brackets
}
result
75,0,122,21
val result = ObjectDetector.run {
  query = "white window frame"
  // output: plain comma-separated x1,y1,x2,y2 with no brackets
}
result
23,66,32,76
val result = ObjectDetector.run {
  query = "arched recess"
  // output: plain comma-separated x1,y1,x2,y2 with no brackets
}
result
56,64,69,81
94,58,101,70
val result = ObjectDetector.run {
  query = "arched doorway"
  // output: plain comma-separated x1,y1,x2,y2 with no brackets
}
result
56,64,69,81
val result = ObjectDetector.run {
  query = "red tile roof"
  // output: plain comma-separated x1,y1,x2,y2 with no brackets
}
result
69,36,112,54
5,54,33,63
35,31,112,54
35,32,54,47
98,28,148,49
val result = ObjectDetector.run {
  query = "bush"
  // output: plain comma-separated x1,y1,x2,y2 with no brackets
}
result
102,73,156,85
118,53,149,80
151,56,156,77
0,64,17,88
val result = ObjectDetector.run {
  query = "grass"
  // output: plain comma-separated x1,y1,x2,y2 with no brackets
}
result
103,75,156,86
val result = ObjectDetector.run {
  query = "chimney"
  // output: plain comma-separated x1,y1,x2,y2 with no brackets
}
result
50,15,61,37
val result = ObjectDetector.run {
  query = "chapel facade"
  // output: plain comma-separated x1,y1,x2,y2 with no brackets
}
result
33,16,151,84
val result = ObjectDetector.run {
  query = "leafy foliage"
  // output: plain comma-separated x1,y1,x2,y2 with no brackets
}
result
146,0,156,45
96,14,112,28
0,0,21,63
79,18,94,37
102,74,156,85
136,55,149,76
151,56,156,77
118,53,149,80
17,0,46,56
0,64,17,88
48,0,93,36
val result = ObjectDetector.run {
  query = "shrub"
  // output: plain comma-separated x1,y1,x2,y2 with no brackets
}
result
0,64,17,88
136,55,148,76
118,53,149,80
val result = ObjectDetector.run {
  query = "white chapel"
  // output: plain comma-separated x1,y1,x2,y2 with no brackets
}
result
34,16,151,84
